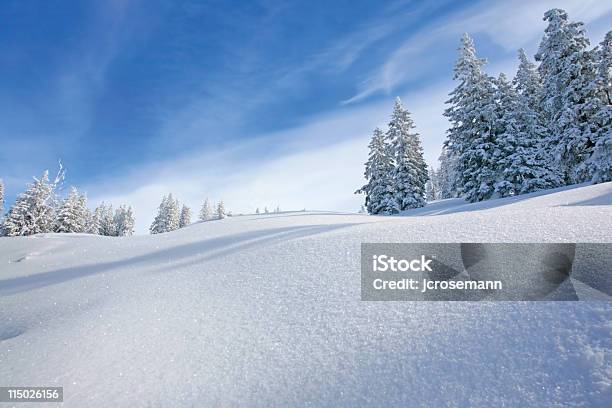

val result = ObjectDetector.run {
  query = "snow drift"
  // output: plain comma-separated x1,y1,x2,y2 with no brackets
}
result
1,182,611,407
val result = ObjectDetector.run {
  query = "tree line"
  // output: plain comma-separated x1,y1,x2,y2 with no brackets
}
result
358,9,611,213
149,196,229,234
0,166,134,237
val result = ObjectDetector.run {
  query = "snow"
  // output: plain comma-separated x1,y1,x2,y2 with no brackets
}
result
1,182,611,406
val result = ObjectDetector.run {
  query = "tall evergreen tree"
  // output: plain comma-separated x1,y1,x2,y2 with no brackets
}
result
426,167,441,202
3,171,55,236
387,98,428,210
536,9,600,184
444,34,498,202
586,31,612,183
355,127,395,214
437,146,459,199
0,178,4,216
493,70,561,197
179,204,191,228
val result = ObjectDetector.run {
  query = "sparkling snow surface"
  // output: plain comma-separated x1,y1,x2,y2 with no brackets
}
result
1,183,611,407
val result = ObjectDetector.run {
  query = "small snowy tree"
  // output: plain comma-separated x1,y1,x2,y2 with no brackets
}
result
264,206,269,214
216,200,226,219
179,204,191,228
199,198,213,221
55,187,87,233
97,202,116,236
113,205,135,236
355,127,395,214
255,207,260,214
168,196,180,231
150,194,179,234
3,171,56,236
274,206,281,213
387,98,428,210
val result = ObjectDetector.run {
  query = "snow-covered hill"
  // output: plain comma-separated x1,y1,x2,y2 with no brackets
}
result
1,182,611,407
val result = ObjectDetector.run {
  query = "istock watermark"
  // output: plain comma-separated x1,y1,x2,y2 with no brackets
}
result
361,243,612,301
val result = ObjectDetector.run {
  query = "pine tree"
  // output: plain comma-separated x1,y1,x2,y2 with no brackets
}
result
536,9,600,184
98,202,116,236
114,205,135,236
274,206,281,213
150,194,180,234
255,207,260,214
167,195,180,231
264,206,269,214
179,205,191,228
444,34,498,202
426,167,441,201
385,98,428,210
355,127,395,214
0,178,4,216
55,187,87,233
199,198,213,221
437,146,459,199
216,200,226,219
3,171,55,236
495,51,561,196
586,31,612,183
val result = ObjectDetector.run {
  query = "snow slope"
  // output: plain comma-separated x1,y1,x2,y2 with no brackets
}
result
1,182,611,407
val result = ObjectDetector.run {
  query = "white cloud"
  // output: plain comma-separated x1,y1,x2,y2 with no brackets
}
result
344,0,612,104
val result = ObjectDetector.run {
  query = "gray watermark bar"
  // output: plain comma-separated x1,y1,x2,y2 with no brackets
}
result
361,243,611,301
0,387,63,403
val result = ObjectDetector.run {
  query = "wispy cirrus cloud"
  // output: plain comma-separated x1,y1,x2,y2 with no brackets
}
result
343,0,612,104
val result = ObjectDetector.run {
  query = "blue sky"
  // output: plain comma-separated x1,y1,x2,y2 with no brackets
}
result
1,0,611,232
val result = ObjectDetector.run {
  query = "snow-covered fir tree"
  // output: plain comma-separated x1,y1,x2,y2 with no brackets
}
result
216,200,226,219
444,34,498,202
494,51,561,196
264,206,269,214
437,146,459,199
114,205,135,236
274,206,281,213
55,187,87,233
387,98,428,210
255,207,260,214
199,198,213,221
426,167,441,202
97,202,116,236
585,31,612,183
536,9,601,184
167,195,180,231
179,204,191,228
355,127,395,214
150,194,180,234
3,171,56,236
0,178,4,216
